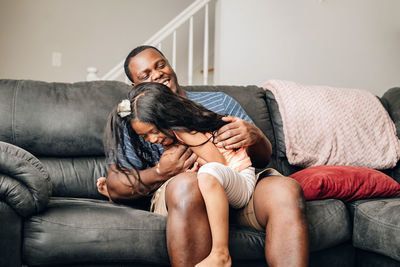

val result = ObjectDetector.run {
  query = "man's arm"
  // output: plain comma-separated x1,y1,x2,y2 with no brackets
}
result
214,116,272,168
107,144,197,199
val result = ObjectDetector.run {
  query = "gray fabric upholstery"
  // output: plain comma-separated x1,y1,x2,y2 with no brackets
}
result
353,198,400,261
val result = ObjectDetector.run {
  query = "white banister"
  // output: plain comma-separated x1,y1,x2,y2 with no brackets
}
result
94,0,212,82
188,16,194,85
172,31,177,70
144,0,210,47
203,3,209,85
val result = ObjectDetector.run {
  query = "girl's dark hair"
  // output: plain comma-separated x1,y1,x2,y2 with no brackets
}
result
104,82,228,196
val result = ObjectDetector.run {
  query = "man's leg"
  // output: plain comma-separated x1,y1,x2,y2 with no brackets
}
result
165,172,212,267
253,175,309,267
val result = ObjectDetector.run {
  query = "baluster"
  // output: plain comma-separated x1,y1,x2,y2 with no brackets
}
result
188,16,193,85
86,67,99,81
172,31,177,70
203,3,209,85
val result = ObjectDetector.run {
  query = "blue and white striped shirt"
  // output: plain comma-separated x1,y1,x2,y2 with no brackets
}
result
120,91,254,169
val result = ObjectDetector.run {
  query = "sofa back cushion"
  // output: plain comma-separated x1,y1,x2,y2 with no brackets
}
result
0,79,131,199
183,85,276,159
0,79,130,157
0,81,279,199
381,87,400,182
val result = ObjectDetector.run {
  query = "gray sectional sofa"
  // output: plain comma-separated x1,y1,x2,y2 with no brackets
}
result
0,79,399,267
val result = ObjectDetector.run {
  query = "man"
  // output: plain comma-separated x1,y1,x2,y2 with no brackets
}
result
106,45,309,266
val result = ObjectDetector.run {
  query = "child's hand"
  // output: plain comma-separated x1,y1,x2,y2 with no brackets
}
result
157,144,198,177
186,162,200,172
186,157,207,172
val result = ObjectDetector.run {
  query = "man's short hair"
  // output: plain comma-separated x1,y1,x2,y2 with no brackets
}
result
124,45,165,83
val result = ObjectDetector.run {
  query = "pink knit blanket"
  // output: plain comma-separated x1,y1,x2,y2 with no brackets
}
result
262,80,400,169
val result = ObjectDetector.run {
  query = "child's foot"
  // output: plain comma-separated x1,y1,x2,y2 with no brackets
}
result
97,177,111,200
195,249,231,267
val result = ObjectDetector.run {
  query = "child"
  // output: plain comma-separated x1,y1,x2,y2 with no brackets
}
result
99,82,256,267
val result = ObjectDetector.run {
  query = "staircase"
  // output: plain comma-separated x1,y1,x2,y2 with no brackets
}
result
87,0,214,85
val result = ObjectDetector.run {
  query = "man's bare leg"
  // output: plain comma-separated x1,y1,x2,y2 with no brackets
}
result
165,172,212,267
253,176,309,267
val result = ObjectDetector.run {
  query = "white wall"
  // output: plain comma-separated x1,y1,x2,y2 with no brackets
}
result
0,0,205,83
214,0,400,96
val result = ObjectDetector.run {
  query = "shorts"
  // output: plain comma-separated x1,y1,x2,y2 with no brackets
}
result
198,163,256,209
150,167,282,231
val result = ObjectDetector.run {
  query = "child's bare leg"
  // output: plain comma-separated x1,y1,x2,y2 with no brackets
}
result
195,173,231,267
97,177,111,200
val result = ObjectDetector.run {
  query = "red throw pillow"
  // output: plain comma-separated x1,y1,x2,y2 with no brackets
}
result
289,165,400,202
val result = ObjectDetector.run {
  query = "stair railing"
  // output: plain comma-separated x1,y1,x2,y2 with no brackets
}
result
87,0,212,85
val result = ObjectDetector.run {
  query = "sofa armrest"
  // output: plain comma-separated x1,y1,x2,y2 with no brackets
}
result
0,141,51,217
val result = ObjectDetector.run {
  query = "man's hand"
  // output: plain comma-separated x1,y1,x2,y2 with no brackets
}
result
156,144,198,178
214,115,272,168
214,116,259,150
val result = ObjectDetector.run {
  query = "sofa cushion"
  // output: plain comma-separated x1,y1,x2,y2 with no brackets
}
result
381,87,400,183
39,157,108,199
306,199,351,251
23,197,170,266
289,165,400,201
381,87,400,139
23,197,269,265
352,198,400,261
0,79,131,157
23,197,351,265
263,90,303,175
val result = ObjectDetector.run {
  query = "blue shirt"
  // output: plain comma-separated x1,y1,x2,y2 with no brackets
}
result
119,91,254,169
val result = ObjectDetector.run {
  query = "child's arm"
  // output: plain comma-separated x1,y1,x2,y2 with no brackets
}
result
175,130,226,165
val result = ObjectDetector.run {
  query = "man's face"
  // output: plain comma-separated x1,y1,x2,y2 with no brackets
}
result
128,48,180,94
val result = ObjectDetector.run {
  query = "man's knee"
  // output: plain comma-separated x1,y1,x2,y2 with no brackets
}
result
254,176,306,221
165,172,204,212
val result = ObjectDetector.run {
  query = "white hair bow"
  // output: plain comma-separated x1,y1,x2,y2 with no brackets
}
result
117,99,131,118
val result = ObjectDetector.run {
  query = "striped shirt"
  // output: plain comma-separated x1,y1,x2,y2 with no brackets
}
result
120,91,254,169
